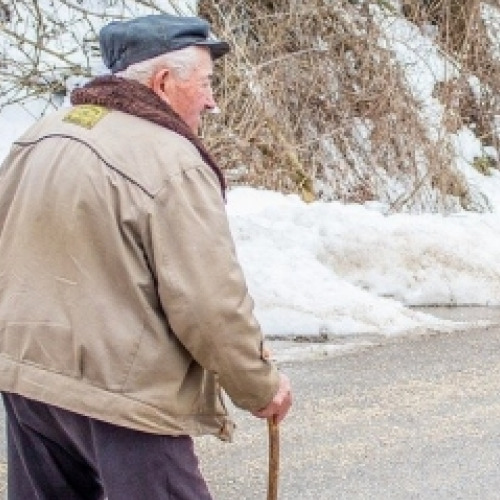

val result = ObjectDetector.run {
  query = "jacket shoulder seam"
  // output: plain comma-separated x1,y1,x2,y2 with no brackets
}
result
14,134,155,199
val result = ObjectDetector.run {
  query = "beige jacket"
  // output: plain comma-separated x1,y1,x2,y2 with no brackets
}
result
0,105,279,440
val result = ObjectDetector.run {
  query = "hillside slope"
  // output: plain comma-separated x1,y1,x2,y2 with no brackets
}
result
1,0,500,213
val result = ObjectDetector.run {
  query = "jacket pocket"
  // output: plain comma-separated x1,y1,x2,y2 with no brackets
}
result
0,321,80,378
197,371,227,416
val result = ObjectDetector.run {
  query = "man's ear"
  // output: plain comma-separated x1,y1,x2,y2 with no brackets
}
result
150,68,170,102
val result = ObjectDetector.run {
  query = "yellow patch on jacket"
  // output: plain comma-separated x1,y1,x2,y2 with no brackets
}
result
63,105,109,129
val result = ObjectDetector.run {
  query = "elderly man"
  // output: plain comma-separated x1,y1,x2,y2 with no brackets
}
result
0,13,292,500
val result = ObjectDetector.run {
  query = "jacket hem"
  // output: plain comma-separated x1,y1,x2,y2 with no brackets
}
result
0,356,234,441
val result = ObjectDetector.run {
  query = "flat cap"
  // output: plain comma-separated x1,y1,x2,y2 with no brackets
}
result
99,14,230,73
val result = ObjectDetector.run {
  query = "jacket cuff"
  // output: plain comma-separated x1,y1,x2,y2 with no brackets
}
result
231,363,281,413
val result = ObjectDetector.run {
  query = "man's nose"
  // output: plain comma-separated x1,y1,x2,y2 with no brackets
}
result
205,95,217,111
204,86,217,110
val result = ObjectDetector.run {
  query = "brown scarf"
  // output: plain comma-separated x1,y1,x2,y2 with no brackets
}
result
71,75,226,197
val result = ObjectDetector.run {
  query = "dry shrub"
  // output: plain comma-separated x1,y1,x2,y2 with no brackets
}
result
200,0,470,212
402,0,479,55
3,0,500,212
404,0,500,151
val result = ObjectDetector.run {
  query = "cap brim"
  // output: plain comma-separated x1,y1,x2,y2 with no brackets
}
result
195,40,230,59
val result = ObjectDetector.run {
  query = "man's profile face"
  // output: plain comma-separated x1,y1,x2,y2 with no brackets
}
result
162,48,216,134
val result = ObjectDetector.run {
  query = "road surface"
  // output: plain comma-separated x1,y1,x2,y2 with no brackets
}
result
197,324,500,499
2,320,500,499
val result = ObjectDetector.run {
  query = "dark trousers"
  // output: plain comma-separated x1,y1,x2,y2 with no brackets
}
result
2,393,213,500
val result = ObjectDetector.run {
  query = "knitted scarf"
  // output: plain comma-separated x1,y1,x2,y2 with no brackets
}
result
71,75,226,197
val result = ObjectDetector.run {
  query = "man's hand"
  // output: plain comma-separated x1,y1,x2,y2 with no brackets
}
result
252,374,292,423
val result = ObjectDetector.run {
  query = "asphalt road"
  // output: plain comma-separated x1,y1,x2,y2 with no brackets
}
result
196,325,500,499
2,322,500,499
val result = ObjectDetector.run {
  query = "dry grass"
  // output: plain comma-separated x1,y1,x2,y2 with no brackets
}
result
200,0,500,212
406,0,500,148
1,0,500,212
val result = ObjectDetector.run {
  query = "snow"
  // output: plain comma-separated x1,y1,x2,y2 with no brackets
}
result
2,2,500,345
375,7,458,137
227,186,500,338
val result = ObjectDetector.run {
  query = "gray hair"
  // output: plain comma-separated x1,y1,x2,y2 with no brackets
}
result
116,45,205,84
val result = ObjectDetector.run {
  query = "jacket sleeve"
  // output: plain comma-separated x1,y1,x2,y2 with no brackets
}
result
151,161,280,413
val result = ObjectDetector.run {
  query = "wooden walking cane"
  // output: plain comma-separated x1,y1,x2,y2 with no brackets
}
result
267,415,280,500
